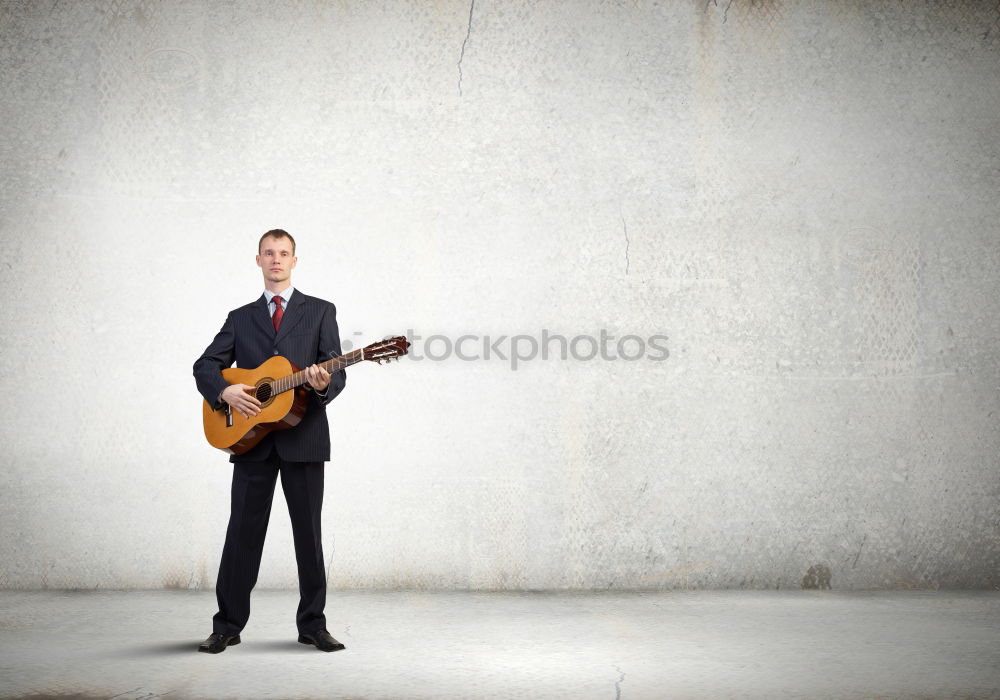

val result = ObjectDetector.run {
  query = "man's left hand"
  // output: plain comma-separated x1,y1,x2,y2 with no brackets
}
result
305,364,331,391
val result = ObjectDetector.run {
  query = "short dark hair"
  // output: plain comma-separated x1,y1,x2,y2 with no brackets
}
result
258,229,296,255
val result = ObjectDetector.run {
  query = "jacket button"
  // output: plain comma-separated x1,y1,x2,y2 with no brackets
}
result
273,349,279,355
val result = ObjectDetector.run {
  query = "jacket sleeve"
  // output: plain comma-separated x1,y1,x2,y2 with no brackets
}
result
314,301,347,407
193,311,236,410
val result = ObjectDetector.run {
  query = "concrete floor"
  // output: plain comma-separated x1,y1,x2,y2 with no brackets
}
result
0,590,997,699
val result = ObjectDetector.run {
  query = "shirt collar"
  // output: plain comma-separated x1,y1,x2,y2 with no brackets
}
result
264,286,295,306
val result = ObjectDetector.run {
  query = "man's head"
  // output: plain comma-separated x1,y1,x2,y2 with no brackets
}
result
256,229,297,287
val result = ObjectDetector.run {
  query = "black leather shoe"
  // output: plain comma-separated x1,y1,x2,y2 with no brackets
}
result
198,632,241,653
298,629,346,652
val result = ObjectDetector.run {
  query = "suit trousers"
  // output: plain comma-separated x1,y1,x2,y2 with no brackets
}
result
212,443,327,636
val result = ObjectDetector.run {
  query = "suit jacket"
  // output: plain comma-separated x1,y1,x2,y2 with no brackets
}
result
193,290,347,463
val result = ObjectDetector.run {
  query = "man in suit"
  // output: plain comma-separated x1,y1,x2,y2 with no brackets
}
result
192,229,347,653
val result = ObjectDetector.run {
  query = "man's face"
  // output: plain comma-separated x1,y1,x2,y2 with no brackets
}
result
256,236,297,284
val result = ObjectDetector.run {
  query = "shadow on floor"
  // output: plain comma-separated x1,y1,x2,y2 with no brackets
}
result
117,638,312,657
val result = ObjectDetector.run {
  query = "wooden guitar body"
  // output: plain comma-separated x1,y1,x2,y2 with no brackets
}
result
202,355,308,455
201,335,410,455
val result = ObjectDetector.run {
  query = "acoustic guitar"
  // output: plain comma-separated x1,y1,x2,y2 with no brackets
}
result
203,335,410,455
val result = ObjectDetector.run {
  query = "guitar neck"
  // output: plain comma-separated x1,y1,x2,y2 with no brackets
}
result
274,348,366,395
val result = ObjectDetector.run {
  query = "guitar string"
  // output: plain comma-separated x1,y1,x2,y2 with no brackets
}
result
250,341,402,400
267,348,369,397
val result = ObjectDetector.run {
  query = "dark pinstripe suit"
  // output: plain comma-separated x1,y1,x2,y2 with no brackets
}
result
193,289,347,636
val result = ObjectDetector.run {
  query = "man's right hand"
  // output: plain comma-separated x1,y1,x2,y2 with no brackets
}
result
221,384,262,419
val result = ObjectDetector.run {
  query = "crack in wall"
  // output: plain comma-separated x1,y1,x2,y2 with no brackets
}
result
853,533,867,569
457,0,476,96
705,0,734,22
620,210,630,276
326,531,336,583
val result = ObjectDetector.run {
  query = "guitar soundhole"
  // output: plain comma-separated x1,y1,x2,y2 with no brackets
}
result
254,379,276,407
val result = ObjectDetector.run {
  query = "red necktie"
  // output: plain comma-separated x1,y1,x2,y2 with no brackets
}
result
272,295,284,332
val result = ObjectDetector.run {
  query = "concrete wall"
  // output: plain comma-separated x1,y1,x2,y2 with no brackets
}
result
1,0,998,591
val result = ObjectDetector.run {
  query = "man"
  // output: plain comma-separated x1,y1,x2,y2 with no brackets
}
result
192,229,347,654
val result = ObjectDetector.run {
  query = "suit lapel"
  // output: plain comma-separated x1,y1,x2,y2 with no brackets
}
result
253,294,275,338
274,290,306,343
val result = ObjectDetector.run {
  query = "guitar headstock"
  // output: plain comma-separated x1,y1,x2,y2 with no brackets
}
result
363,335,410,364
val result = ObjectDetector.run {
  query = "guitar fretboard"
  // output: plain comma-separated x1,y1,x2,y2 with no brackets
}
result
272,348,365,395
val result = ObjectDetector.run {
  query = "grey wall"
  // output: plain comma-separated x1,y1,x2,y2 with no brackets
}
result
1,0,998,591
